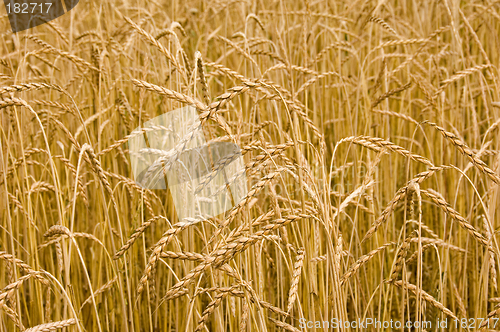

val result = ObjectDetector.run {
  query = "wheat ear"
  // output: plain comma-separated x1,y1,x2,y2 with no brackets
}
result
0,251,49,285
136,221,192,295
425,121,500,184
392,280,458,320
24,318,77,332
340,242,396,285
287,248,305,313
421,189,489,247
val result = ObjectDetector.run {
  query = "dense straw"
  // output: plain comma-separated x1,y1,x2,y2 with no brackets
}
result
1,0,500,331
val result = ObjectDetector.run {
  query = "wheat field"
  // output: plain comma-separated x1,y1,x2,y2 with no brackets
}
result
1,0,500,331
